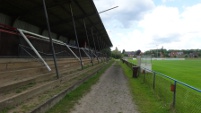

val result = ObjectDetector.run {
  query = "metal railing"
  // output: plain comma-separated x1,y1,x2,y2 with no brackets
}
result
18,29,51,71
18,29,80,61
81,48,91,59
121,59,201,113
19,44,69,57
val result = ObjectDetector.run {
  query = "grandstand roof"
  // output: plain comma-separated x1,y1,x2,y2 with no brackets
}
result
0,0,112,50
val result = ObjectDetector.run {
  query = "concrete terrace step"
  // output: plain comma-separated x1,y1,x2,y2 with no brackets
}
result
0,57,81,72
0,58,81,80
0,62,82,93
0,59,43,72
0,61,80,81
0,71,54,93
0,57,105,112
0,63,104,112
46,58,80,65
16,64,103,113
0,57,93,73
0,64,82,99
0,66,49,82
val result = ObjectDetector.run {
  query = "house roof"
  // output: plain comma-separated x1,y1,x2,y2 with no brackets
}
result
125,51,135,55
0,0,112,50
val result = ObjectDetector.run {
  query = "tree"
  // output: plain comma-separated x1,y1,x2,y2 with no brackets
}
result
101,47,111,57
111,47,122,59
122,49,126,57
135,50,141,56
143,49,201,58
122,49,125,54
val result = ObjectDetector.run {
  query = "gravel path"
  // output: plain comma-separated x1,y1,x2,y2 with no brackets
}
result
71,62,139,113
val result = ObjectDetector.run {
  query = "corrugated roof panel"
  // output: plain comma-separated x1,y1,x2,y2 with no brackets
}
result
0,0,112,49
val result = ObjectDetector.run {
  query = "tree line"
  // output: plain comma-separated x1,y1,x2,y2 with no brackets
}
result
144,48,201,58
100,47,201,59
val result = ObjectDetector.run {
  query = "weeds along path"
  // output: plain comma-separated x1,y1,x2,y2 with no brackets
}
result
71,61,139,113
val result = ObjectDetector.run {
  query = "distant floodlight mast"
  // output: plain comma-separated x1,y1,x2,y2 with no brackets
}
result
98,6,119,14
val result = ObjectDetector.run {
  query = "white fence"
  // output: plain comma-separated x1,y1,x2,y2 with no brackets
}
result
152,58,185,60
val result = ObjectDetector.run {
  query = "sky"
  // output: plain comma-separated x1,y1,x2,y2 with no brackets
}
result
94,0,201,52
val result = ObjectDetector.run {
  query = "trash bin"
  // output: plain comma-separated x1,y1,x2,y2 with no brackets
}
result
132,66,139,78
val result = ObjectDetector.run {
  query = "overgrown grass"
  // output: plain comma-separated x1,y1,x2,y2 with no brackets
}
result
15,82,36,93
119,61,170,113
46,61,113,113
128,58,201,89
127,58,201,113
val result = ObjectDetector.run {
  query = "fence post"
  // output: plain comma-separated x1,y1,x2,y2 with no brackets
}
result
153,72,156,90
173,81,177,108
143,69,146,82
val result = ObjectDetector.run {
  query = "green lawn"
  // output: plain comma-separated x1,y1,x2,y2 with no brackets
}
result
126,59,201,113
129,58,201,89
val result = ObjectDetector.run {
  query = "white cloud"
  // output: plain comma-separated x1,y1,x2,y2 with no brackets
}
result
94,1,201,52
162,0,175,3
137,4,201,50
139,6,181,36
95,0,154,28
181,4,201,33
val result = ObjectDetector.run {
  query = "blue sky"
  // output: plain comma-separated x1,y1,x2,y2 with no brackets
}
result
94,0,201,52
155,0,201,7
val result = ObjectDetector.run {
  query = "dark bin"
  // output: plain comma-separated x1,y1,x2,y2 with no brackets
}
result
132,66,139,78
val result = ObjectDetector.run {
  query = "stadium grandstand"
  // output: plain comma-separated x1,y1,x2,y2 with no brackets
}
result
0,0,112,112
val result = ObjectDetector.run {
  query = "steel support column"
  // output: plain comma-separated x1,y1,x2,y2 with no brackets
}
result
100,37,105,59
96,34,102,62
42,0,59,78
100,38,106,61
99,39,104,61
96,34,101,51
91,27,99,63
103,42,108,61
99,37,104,50
83,19,93,66
69,2,83,69
101,40,105,60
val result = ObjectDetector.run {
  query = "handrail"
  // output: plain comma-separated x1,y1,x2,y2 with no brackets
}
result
81,48,91,59
91,50,100,62
19,44,38,60
18,29,51,71
19,29,80,61
64,44,80,61
135,62,201,93
91,50,98,58
19,44,67,56
68,45,79,49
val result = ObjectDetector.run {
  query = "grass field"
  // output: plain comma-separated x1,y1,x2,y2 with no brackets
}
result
125,58,201,113
128,58,201,89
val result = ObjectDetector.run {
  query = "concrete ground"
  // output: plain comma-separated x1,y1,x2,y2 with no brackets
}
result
71,62,139,113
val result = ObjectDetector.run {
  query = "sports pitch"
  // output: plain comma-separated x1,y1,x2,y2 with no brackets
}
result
129,58,201,89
